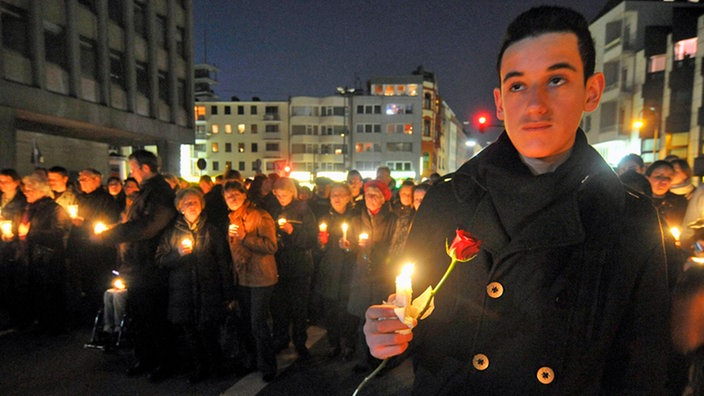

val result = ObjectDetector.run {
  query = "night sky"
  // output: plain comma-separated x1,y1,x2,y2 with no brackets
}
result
192,0,608,126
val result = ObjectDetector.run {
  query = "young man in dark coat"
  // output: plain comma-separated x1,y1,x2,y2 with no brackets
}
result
364,6,670,394
95,150,177,380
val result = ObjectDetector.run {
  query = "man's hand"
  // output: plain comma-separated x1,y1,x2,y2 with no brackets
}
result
364,304,414,359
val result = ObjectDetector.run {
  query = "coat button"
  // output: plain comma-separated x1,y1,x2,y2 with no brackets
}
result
472,353,489,371
536,366,555,384
486,282,503,298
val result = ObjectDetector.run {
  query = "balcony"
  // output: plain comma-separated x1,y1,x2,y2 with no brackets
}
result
263,113,280,121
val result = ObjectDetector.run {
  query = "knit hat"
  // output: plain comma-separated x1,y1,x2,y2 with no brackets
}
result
364,180,392,201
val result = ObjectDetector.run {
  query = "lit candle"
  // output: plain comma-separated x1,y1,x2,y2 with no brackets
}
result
229,224,239,234
67,204,79,219
94,222,108,234
319,222,327,233
278,218,287,227
0,220,11,238
181,237,193,250
113,277,126,290
395,263,414,309
671,227,681,243
341,222,349,242
358,232,369,243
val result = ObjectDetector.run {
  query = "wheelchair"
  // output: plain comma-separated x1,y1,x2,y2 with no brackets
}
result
84,270,129,351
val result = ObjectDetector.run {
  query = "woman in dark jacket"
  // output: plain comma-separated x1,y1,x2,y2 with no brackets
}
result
313,182,358,359
155,188,234,384
15,173,71,334
345,180,397,372
269,177,318,359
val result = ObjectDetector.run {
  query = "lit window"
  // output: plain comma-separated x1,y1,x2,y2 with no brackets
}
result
225,124,233,134
212,143,219,152
238,143,245,153
396,85,405,94
407,84,418,96
384,85,394,96
194,106,206,121
674,37,697,61
211,124,219,134
373,85,383,95
238,124,246,134
404,124,413,134
648,55,666,73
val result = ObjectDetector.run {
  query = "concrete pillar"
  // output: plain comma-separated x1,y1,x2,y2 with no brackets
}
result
157,140,181,176
0,107,17,169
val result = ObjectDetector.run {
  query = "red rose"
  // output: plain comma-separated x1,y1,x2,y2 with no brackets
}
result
448,229,481,261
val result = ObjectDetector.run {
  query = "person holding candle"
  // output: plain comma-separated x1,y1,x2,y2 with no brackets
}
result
47,166,78,213
313,182,358,360
155,188,234,384
346,179,398,373
269,177,318,360
223,180,279,382
0,168,26,330
364,6,671,394
94,150,177,380
70,168,122,320
13,173,71,334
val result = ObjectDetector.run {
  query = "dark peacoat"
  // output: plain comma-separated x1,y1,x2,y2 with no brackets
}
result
404,131,670,394
271,199,317,280
313,207,357,302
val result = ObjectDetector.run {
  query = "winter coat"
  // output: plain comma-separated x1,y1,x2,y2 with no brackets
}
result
18,197,71,282
313,207,357,302
155,214,234,325
346,203,397,318
271,200,317,280
227,201,278,287
406,131,670,394
100,174,176,285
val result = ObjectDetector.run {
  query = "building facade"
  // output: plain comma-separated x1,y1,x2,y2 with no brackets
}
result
0,0,194,176
587,0,704,168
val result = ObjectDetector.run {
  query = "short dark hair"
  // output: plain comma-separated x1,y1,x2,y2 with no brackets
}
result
223,180,247,195
128,149,159,173
645,160,675,177
0,168,20,181
671,159,692,178
497,6,595,84
48,166,69,177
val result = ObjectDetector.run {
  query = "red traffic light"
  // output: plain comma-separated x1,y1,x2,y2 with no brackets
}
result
283,165,291,173
475,114,490,132
477,115,487,125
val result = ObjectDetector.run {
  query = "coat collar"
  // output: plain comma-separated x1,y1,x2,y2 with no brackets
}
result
451,130,623,256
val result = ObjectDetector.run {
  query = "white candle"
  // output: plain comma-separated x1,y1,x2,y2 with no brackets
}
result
278,218,287,227
358,232,369,243
181,238,193,250
94,222,108,234
0,220,11,238
229,224,239,234
67,204,78,219
341,222,348,242
395,263,414,308
319,222,327,233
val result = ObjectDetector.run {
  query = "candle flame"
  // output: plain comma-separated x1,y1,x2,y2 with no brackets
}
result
113,277,126,290
278,218,287,226
319,222,327,232
341,223,348,232
67,205,79,218
0,220,11,237
359,232,369,240
670,227,681,241
94,222,108,234
401,263,415,278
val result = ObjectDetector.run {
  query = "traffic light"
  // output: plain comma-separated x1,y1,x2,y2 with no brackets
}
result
476,114,488,133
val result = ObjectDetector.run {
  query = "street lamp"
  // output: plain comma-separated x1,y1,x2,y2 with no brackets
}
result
632,106,660,161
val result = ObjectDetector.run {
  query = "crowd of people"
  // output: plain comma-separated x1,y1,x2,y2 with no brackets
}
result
0,150,434,385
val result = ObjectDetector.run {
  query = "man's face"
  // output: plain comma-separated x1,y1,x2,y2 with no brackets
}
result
671,163,688,186
78,172,101,194
0,175,19,195
648,167,674,196
124,180,140,196
22,183,44,203
493,32,603,160
347,175,363,195
129,159,148,184
47,172,68,191
399,185,413,207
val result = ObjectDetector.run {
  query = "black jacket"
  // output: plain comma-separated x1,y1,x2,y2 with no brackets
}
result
406,131,669,394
